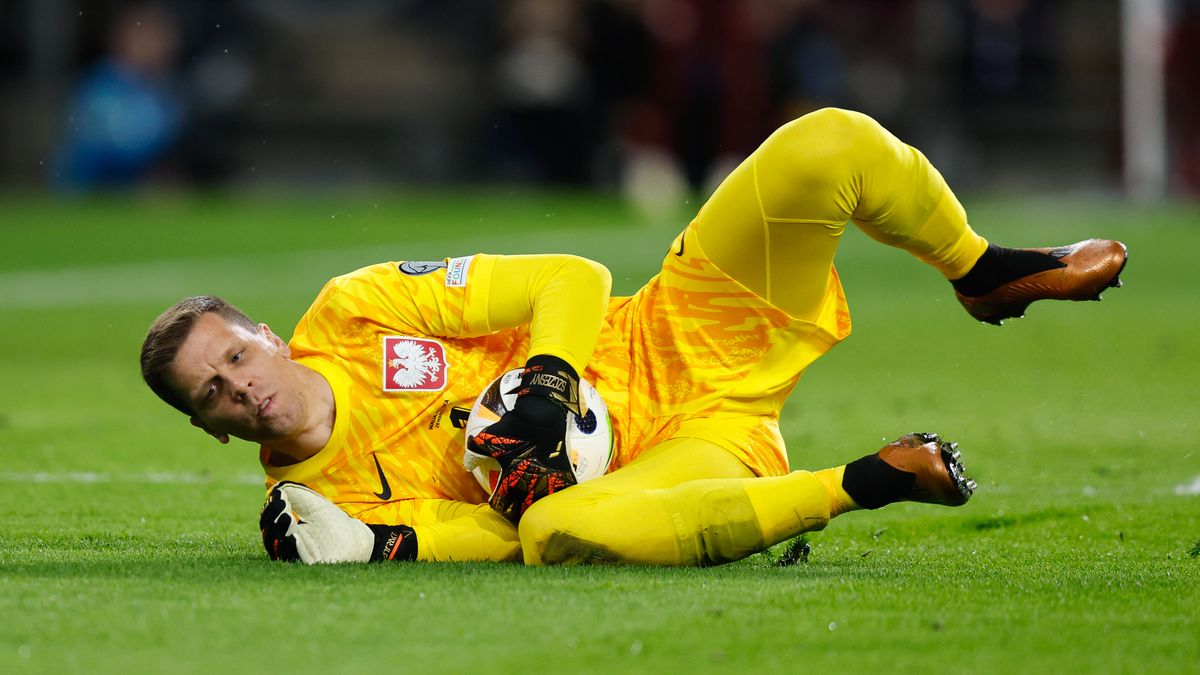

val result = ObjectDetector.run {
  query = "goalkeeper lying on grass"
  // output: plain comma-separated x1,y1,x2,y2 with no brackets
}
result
139,108,1127,565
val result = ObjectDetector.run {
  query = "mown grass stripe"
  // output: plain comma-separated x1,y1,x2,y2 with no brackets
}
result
0,471,262,485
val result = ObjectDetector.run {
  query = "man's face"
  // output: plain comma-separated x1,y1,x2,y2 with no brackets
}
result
165,313,308,444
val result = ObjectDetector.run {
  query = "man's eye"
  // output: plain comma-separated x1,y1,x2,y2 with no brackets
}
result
205,385,216,400
232,350,243,364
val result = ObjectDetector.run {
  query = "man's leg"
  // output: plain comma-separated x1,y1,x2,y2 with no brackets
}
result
518,437,831,566
519,431,972,566
694,107,1124,323
693,107,986,319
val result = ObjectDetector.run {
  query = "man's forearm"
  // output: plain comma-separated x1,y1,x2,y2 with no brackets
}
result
410,508,522,562
485,254,612,373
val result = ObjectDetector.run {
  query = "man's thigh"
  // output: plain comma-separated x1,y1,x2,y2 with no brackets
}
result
530,434,755,523
692,114,853,319
584,435,755,495
518,435,755,564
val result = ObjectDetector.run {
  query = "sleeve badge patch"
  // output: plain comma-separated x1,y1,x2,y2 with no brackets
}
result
382,336,448,392
398,261,447,276
445,256,472,288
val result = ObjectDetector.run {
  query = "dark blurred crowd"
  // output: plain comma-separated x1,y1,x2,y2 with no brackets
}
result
51,5,184,190
1,0,1197,195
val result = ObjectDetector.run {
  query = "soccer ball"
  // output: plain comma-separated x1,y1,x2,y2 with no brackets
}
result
463,369,615,495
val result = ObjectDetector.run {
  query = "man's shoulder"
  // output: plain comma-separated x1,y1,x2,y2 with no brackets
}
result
323,259,464,294
309,263,398,309
326,261,399,287
291,261,431,342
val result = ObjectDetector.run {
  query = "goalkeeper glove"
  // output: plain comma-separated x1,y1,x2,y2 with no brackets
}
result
489,453,577,523
466,355,581,522
259,482,417,564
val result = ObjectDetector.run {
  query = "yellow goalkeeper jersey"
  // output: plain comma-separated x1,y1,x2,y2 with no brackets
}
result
261,229,849,533
262,255,526,523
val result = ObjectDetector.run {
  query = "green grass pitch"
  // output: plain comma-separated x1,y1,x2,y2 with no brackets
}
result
1,191,1197,673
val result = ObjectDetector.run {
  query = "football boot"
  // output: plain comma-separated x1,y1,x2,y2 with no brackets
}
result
956,239,1127,325
876,432,975,507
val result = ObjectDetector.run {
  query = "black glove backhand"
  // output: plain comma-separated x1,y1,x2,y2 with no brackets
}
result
468,355,581,470
466,355,583,522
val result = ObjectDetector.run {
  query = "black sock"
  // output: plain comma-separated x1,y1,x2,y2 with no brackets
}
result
951,244,1065,297
841,454,915,510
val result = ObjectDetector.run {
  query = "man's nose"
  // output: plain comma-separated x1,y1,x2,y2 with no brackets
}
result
231,376,254,400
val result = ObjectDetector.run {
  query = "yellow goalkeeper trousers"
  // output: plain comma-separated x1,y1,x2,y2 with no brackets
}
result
521,108,988,566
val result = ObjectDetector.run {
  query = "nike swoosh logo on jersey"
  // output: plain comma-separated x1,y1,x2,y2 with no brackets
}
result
675,237,685,256
372,453,392,500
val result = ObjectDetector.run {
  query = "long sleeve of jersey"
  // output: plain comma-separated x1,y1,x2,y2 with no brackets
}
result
483,254,611,373
354,498,522,562
293,253,611,373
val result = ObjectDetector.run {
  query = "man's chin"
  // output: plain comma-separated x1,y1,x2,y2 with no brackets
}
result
213,411,303,445
226,425,290,445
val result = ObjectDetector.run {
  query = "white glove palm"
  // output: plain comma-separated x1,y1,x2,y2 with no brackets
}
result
259,482,374,564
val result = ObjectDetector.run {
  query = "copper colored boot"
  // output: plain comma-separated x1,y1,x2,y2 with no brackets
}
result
956,239,1128,325
877,432,976,506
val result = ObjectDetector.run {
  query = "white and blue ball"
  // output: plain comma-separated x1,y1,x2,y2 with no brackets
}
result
463,369,614,495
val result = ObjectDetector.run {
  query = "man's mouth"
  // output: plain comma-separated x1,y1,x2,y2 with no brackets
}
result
258,396,274,417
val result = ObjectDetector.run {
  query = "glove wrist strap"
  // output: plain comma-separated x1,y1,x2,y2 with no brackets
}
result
367,524,418,562
509,354,582,417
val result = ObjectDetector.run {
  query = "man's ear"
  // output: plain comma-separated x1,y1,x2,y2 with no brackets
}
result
190,416,230,444
259,323,291,357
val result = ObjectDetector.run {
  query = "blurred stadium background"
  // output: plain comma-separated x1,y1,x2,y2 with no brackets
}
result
1,0,1198,203
3,4,1199,672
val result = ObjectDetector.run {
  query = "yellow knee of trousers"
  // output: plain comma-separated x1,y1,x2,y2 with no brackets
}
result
517,495,562,565
517,491,614,566
756,107,890,214
763,107,985,278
